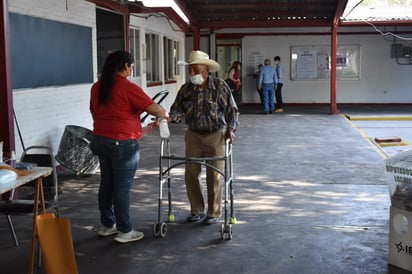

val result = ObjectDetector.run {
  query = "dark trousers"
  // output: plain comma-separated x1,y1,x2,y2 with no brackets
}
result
275,83,283,109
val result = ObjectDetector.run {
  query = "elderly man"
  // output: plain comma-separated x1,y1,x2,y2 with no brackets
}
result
169,50,239,224
258,59,278,114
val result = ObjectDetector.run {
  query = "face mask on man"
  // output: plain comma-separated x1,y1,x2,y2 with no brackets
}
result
190,74,205,85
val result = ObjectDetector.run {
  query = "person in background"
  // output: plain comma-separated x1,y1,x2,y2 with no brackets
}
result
273,56,284,112
258,59,278,114
228,61,241,95
254,64,264,105
90,50,169,243
170,50,239,224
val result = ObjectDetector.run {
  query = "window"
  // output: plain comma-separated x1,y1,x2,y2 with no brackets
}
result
129,28,140,77
163,37,180,81
145,33,160,83
174,41,180,76
96,9,125,76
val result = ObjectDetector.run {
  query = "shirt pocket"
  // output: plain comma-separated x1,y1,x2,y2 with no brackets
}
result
205,100,218,122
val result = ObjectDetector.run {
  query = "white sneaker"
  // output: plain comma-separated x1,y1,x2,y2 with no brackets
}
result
114,229,144,243
98,224,117,237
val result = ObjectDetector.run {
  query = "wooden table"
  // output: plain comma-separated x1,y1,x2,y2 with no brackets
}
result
0,167,52,195
0,167,53,274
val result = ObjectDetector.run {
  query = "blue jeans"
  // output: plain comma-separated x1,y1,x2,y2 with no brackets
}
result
262,84,275,112
90,136,139,233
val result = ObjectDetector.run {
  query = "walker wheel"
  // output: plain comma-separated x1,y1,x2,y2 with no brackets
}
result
160,222,168,237
153,222,167,238
153,223,161,237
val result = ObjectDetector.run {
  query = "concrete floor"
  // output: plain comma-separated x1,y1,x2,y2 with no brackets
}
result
1,104,412,274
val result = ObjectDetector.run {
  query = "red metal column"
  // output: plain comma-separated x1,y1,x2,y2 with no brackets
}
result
0,0,15,156
330,23,338,115
193,27,200,50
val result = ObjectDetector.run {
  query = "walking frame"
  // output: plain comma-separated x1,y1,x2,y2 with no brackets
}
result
153,137,236,240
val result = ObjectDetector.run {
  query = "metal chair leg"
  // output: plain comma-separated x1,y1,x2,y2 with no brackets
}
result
6,215,19,246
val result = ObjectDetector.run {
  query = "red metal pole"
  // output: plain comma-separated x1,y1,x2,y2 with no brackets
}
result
0,0,15,156
193,27,200,50
330,23,338,115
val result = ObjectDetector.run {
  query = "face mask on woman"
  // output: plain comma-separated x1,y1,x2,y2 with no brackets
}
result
190,74,205,85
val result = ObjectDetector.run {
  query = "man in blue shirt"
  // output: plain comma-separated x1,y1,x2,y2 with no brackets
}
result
274,56,284,112
258,59,278,114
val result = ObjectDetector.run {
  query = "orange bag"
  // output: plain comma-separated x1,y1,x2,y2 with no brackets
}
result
35,213,78,274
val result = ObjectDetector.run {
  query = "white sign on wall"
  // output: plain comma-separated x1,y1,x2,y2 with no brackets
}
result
291,45,360,80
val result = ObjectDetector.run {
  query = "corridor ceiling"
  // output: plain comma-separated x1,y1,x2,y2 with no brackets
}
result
99,0,412,32
174,0,348,29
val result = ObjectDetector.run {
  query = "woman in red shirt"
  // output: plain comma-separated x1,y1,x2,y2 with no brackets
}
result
90,50,168,243
228,61,241,93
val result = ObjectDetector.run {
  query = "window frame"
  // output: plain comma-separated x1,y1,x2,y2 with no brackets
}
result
129,27,141,77
145,32,160,83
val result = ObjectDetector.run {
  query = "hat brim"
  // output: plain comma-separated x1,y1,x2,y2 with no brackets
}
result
189,60,220,72
178,60,220,73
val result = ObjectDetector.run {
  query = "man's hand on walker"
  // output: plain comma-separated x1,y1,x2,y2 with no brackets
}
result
225,128,236,144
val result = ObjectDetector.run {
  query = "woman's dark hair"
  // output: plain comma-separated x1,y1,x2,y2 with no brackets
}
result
230,61,240,72
98,50,134,104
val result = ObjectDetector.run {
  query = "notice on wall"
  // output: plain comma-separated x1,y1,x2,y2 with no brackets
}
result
246,51,265,75
290,45,360,80
296,49,317,79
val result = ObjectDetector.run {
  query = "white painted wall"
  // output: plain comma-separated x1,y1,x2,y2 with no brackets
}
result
239,29,412,104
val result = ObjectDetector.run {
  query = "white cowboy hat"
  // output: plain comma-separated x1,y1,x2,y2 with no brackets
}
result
177,50,220,72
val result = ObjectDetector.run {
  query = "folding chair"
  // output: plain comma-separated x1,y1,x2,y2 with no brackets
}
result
0,146,59,246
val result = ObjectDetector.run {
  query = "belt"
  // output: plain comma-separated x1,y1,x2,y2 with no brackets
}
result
263,83,274,85
190,128,220,135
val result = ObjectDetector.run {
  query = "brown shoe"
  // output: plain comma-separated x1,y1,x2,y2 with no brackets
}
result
275,108,283,113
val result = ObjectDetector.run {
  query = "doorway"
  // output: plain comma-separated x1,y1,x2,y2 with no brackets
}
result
216,39,241,103
96,8,125,76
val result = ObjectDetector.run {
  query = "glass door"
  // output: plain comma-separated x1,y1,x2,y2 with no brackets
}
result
216,39,241,102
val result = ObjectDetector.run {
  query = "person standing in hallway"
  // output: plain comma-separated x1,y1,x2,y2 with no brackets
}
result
90,50,169,243
258,59,277,114
254,64,264,105
169,50,239,225
228,61,241,95
274,56,284,112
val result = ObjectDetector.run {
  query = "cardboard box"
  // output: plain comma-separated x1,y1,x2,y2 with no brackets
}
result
389,206,412,271
385,149,412,211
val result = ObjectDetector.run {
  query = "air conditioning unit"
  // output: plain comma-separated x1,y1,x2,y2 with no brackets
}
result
391,44,404,58
403,46,412,58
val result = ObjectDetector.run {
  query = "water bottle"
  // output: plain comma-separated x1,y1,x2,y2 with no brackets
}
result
159,118,170,139
10,150,16,168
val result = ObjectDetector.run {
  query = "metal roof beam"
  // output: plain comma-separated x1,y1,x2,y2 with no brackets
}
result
197,19,334,29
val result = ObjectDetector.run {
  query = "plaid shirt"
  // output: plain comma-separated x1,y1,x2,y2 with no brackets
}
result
170,75,239,132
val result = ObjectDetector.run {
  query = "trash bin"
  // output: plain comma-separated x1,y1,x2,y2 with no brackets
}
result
385,149,412,211
55,125,99,175
385,149,412,272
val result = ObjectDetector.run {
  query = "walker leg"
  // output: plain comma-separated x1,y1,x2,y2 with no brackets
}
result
229,180,237,224
167,175,174,222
